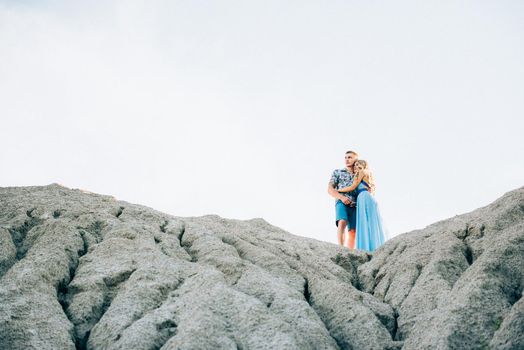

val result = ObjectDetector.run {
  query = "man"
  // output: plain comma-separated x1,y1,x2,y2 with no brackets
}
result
328,150,359,249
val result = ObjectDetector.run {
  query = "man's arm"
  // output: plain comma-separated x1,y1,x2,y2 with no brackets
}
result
328,182,351,205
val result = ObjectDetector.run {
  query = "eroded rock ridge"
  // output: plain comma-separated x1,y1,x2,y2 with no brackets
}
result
1,184,522,349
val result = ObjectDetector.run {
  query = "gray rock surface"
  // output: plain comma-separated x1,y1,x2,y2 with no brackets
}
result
0,184,522,349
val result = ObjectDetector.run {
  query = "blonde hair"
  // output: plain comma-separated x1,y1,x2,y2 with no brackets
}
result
355,160,375,188
354,159,368,169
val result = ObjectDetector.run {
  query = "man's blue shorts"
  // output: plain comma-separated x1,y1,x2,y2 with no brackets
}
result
335,199,356,230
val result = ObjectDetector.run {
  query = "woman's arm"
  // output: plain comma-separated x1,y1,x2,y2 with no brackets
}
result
338,172,364,193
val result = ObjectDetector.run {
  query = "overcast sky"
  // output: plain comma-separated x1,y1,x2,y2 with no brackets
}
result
1,0,523,245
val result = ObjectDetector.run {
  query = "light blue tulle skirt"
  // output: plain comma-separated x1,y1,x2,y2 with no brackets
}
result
355,190,386,251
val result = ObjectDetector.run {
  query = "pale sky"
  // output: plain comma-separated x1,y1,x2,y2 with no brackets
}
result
1,0,523,245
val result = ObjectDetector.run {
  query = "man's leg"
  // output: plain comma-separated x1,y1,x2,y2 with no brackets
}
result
335,200,349,246
346,205,357,249
337,220,347,246
347,229,356,249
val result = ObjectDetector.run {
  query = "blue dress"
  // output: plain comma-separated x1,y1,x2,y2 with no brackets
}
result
354,180,386,251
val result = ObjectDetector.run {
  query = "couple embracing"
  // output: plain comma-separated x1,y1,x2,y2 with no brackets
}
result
328,150,386,251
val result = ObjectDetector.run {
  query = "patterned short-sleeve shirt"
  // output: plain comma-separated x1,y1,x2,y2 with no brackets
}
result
330,168,357,202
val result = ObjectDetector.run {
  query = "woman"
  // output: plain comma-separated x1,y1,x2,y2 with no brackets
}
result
337,160,386,251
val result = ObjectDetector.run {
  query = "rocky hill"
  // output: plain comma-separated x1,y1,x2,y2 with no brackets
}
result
0,184,522,350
